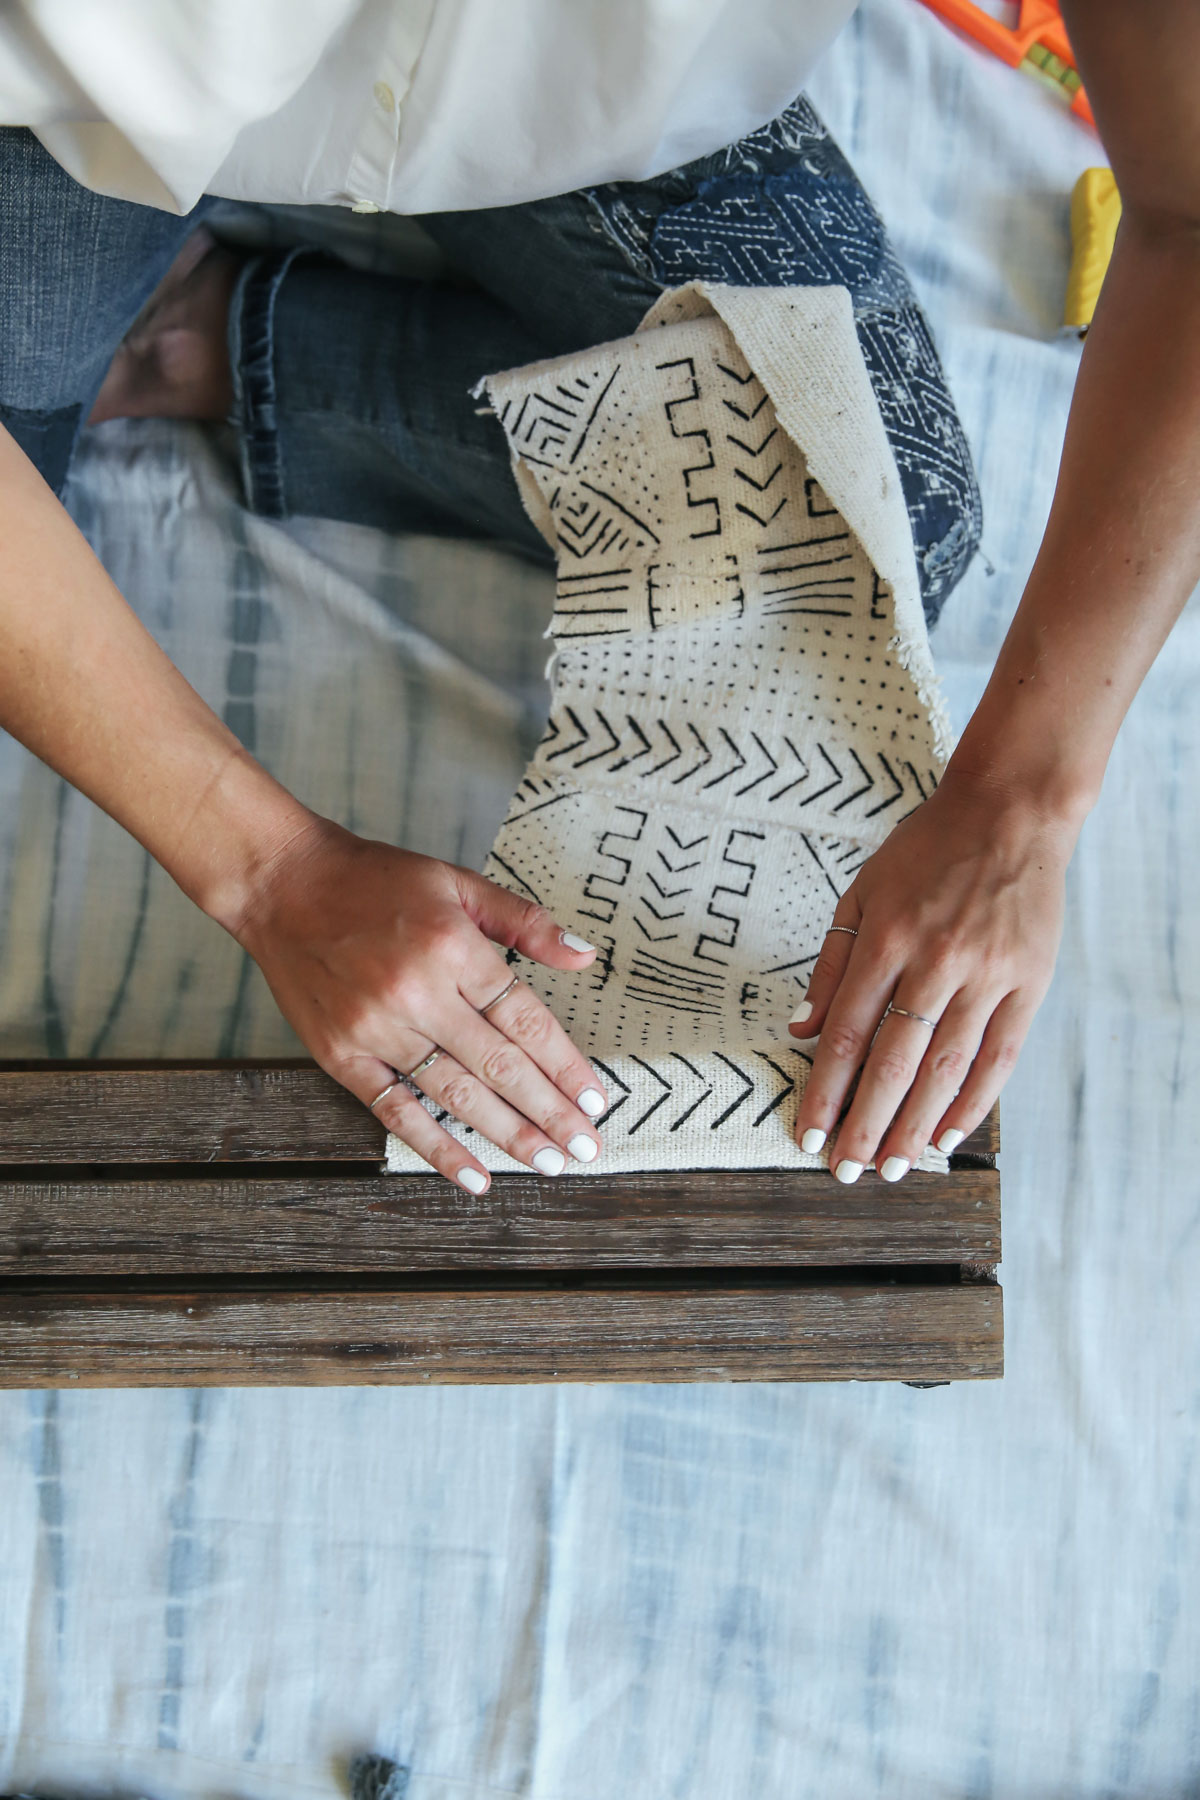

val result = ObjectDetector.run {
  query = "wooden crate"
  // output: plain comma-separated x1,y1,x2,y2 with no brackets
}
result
0,1061,1001,1387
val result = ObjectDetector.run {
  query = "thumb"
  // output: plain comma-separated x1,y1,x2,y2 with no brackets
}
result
456,868,599,969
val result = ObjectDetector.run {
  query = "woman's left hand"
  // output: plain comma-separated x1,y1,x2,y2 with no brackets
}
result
789,768,1079,1181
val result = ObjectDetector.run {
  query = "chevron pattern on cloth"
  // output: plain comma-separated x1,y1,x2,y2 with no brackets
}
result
386,283,954,1176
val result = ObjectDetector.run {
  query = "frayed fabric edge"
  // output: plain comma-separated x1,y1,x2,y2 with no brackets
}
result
472,285,956,766
634,281,956,768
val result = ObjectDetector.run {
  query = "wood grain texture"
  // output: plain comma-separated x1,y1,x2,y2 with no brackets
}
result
0,1282,1003,1386
0,1168,1000,1274
0,1064,382,1163
0,1064,1000,1162
0,1062,1002,1386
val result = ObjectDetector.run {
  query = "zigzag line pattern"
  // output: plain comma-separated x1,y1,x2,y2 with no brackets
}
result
535,332,884,645
658,356,722,540
578,92,982,626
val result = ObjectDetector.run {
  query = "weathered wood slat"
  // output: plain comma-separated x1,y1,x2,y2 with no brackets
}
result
0,1168,1000,1273
0,1063,1001,1162
0,1282,1003,1386
0,1062,1003,1385
0,1064,381,1163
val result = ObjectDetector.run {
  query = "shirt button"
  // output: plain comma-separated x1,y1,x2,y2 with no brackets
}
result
350,199,382,214
373,80,396,114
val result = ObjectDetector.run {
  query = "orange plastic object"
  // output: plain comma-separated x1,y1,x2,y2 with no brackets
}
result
917,0,1095,128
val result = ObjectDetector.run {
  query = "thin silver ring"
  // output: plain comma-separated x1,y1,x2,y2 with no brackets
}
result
826,925,859,938
479,973,519,1015
406,1046,444,1081
368,1074,402,1113
884,1003,936,1030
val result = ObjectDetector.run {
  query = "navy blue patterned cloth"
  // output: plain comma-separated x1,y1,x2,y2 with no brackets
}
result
581,96,982,627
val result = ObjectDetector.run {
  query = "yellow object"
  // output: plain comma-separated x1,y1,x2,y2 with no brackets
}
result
1064,167,1121,336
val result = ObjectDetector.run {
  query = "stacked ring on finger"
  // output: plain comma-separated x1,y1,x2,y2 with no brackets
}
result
406,1045,444,1086
478,972,520,1016
368,1071,402,1114
384,971,604,1177
883,1002,937,1030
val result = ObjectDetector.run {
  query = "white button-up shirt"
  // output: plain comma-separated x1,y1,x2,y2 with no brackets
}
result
0,0,857,215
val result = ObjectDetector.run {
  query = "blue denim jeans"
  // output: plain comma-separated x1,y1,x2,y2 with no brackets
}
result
0,99,980,628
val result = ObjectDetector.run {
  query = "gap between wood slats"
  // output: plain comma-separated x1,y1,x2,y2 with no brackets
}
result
0,1263,986,1295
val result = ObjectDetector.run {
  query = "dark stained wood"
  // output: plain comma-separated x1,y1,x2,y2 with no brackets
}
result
0,1166,1000,1274
957,1107,1000,1158
0,1064,382,1163
0,1281,1003,1387
0,1061,1002,1385
0,1063,999,1163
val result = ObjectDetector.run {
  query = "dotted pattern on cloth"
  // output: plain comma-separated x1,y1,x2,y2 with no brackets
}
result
387,292,951,1176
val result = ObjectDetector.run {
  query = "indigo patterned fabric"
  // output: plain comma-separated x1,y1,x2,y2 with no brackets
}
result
584,96,982,628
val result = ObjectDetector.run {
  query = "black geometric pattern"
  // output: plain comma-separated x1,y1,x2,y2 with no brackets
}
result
583,95,981,628
468,311,946,1057
387,301,953,1176
525,710,936,835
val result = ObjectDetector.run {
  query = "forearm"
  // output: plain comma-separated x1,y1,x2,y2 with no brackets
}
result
945,213,1200,827
0,423,313,932
945,0,1200,829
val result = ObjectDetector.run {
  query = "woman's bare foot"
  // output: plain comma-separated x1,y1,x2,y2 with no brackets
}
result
89,227,242,425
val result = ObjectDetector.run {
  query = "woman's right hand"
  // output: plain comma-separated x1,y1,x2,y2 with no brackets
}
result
235,815,609,1192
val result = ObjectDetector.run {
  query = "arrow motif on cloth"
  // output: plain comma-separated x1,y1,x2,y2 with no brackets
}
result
531,710,932,825
726,425,778,459
710,1052,754,1127
625,1058,674,1134
583,1046,813,1138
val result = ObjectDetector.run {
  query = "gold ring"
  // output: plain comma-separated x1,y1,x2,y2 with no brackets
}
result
479,973,519,1015
406,1046,444,1081
368,1074,401,1113
884,1003,936,1030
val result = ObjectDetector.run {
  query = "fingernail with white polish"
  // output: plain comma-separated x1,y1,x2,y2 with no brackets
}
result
801,1127,827,1154
560,930,595,954
790,1000,813,1025
567,1133,599,1163
532,1146,566,1177
937,1127,965,1153
880,1156,910,1183
457,1167,488,1194
835,1158,864,1184
577,1086,606,1117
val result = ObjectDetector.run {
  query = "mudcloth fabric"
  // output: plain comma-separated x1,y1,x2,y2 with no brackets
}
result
387,282,953,1177
580,94,982,622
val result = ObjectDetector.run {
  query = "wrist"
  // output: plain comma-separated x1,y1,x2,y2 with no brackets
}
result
159,742,322,939
943,653,1110,835
936,744,1094,848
